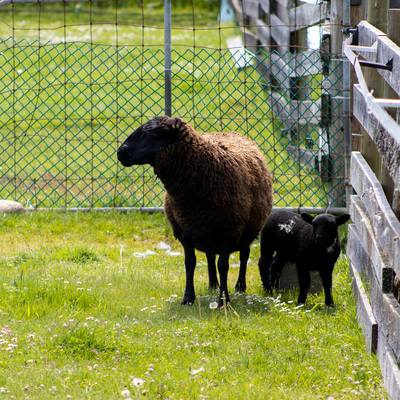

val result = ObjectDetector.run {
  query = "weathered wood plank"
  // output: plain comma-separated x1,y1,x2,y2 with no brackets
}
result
270,92,292,130
274,0,289,6
353,85,400,189
253,55,271,82
242,28,260,53
288,50,323,77
226,36,253,69
242,0,260,19
357,21,400,97
347,224,374,284
349,195,393,293
371,277,400,378
270,52,291,88
228,0,243,17
270,14,290,50
259,0,269,14
377,35,400,99
289,3,328,32
275,0,291,25
349,260,378,354
291,100,321,123
255,18,270,47
349,219,400,364
286,145,316,167
377,331,400,400
350,152,400,279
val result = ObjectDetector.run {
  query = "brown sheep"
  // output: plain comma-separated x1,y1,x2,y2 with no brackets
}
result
117,116,273,307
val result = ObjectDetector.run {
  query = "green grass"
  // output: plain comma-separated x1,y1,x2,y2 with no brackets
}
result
0,211,389,399
0,5,344,209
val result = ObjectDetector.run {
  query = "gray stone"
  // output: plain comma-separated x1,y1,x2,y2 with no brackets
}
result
0,200,24,213
278,261,323,294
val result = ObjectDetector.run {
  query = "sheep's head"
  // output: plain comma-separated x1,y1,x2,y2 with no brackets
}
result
301,213,350,249
117,116,184,167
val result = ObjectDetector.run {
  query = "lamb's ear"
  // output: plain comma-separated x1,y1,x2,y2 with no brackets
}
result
336,213,350,226
301,213,314,225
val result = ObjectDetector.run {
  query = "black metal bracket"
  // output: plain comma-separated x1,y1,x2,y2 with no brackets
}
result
342,27,359,45
359,58,393,71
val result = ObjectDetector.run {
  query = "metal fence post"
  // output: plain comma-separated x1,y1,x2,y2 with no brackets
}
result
164,0,172,117
343,0,352,207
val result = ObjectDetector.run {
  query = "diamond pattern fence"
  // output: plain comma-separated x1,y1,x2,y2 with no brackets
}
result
0,35,345,209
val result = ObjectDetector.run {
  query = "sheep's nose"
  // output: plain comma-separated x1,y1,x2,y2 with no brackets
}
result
117,145,126,159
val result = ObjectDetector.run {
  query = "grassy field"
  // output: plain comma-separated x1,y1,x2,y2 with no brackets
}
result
0,210,389,399
0,4,342,209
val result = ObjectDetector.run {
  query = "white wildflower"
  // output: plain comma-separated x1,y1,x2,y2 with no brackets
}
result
131,378,144,388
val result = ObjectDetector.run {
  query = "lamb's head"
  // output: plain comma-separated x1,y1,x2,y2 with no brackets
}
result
301,212,350,249
117,116,185,167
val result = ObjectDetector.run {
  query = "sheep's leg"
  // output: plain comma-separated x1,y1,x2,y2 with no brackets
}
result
217,245,233,308
181,237,197,305
297,268,311,304
270,254,287,289
320,269,333,306
206,252,219,289
235,246,250,293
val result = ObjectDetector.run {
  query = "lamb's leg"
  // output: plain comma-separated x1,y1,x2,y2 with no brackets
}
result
320,269,333,305
258,247,273,292
235,246,250,293
270,254,287,289
297,267,311,304
181,237,197,305
206,252,219,289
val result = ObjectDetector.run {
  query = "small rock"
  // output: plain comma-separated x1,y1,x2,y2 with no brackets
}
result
0,200,24,213
278,261,323,294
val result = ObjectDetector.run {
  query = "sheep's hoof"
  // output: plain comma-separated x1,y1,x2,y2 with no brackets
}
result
218,301,230,309
181,295,195,305
218,298,231,309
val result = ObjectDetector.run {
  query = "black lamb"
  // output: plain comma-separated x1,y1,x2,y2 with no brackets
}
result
117,116,273,307
258,210,350,305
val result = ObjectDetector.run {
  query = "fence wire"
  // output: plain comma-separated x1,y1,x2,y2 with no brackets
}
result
0,1,345,210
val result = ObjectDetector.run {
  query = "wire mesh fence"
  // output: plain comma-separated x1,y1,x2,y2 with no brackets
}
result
0,1,345,210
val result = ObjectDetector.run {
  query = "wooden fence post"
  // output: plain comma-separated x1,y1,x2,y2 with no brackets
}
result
384,8,400,216
360,0,391,202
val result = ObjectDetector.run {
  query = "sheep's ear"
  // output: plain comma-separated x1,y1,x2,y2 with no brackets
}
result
336,214,350,226
171,117,184,131
301,213,314,225
143,117,176,138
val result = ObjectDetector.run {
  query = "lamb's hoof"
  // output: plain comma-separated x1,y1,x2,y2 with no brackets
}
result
325,301,335,307
181,295,195,305
235,282,246,293
262,285,272,295
209,283,219,290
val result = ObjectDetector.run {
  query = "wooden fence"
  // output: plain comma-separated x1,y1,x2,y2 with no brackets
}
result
228,0,346,206
344,21,400,399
